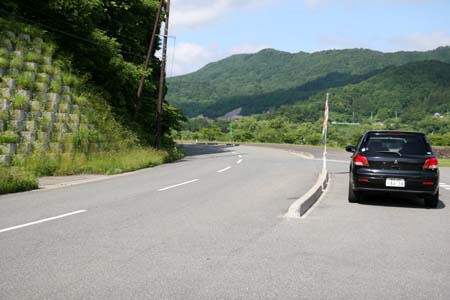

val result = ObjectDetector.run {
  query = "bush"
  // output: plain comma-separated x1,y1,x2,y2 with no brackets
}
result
49,80,61,93
62,72,80,87
10,55,22,69
24,51,41,63
0,132,19,143
12,94,28,109
0,56,8,68
14,73,34,89
0,48,9,57
0,166,38,195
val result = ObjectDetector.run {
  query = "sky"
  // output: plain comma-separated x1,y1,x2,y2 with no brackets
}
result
165,0,450,76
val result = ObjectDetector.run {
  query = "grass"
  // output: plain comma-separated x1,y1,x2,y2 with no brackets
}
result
14,73,34,89
0,132,19,143
0,56,8,68
439,159,450,167
24,51,41,63
12,94,28,109
0,166,38,195
15,147,184,176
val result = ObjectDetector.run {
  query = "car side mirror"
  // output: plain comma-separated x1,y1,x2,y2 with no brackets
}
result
345,145,356,153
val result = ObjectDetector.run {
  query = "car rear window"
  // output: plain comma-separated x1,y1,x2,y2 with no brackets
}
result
360,133,432,156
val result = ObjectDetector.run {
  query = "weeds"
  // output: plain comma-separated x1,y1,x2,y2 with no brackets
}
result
0,166,38,195
12,94,28,110
14,73,34,89
0,132,18,143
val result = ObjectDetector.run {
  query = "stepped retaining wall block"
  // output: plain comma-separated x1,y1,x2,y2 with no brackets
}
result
47,93,61,102
0,143,17,155
13,50,23,58
0,120,4,132
31,101,41,112
0,155,12,164
42,57,52,65
0,68,5,76
36,73,50,83
4,78,16,89
5,31,15,39
17,143,33,155
20,131,37,142
12,110,26,121
16,89,32,101
30,111,42,120
34,82,48,93
42,112,56,122
61,94,72,102
0,99,9,111
0,88,14,98
26,121,39,131
61,86,71,93
10,120,24,131
18,34,31,42
24,64,37,73
59,103,70,113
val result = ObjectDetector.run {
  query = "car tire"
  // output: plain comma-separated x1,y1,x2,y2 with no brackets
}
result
424,191,439,208
348,182,361,203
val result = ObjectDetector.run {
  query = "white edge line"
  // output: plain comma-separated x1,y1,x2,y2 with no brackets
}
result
218,167,232,173
0,210,87,234
237,159,243,164
158,179,199,191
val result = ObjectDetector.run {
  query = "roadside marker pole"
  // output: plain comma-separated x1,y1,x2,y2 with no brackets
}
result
322,93,329,172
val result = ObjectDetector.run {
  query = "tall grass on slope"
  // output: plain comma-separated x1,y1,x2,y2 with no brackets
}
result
15,147,184,177
0,166,38,195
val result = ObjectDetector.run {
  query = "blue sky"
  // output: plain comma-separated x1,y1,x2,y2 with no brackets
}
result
167,0,450,76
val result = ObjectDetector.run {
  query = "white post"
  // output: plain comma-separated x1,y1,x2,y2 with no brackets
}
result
323,93,329,172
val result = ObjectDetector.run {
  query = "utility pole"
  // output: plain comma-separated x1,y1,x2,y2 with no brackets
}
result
137,0,164,99
155,0,170,149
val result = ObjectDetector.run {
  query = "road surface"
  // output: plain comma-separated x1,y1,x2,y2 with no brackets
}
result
1,144,449,299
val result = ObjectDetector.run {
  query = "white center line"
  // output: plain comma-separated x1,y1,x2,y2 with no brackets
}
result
238,155,243,158
0,210,87,234
237,159,243,164
218,166,232,173
158,179,199,191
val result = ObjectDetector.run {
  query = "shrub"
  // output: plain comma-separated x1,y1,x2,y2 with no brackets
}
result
0,132,19,143
24,51,41,63
42,43,56,56
62,72,80,87
0,57,8,68
24,62,38,72
10,56,22,69
12,94,28,110
14,73,34,89
34,82,47,92
40,64,53,74
0,166,38,195
49,80,61,93
0,48,9,57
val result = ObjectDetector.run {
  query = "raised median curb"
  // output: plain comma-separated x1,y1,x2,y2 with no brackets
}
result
285,168,329,218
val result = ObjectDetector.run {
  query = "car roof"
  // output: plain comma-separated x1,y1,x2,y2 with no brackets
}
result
364,130,425,136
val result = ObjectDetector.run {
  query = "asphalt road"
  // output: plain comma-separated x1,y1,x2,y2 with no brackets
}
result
1,144,449,299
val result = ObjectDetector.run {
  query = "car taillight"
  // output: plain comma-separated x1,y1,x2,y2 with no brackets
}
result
423,157,438,170
354,154,369,167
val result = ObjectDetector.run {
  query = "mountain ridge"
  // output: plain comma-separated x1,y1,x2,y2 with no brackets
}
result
167,46,450,118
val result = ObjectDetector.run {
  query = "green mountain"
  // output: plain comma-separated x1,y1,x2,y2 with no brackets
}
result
272,60,450,125
167,47,450,118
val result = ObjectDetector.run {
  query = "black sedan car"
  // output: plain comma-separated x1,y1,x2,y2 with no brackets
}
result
346,131,439,208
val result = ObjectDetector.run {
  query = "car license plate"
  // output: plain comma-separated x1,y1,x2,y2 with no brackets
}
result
386,178,405,188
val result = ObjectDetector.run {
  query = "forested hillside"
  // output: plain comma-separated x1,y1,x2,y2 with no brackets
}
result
168,47,450,118
177,60,450,147
1,0,183,144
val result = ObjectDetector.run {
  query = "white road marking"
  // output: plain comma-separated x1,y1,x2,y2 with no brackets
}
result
238,155,243,158
158,179,199,191
237,159,243,164
218,166,232,173
0,210,87,234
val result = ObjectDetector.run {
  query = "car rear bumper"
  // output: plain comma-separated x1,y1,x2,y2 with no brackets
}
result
352,169,439,195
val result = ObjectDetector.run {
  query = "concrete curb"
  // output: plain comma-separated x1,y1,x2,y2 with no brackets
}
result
285,168,329,218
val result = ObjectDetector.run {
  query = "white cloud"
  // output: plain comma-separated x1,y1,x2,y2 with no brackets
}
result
168,42,271,76
167,42,215,76
389,32,450,51
171,0,273,30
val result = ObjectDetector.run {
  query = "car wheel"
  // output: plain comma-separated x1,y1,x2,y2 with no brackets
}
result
348,182,361,203
424,191,439,208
